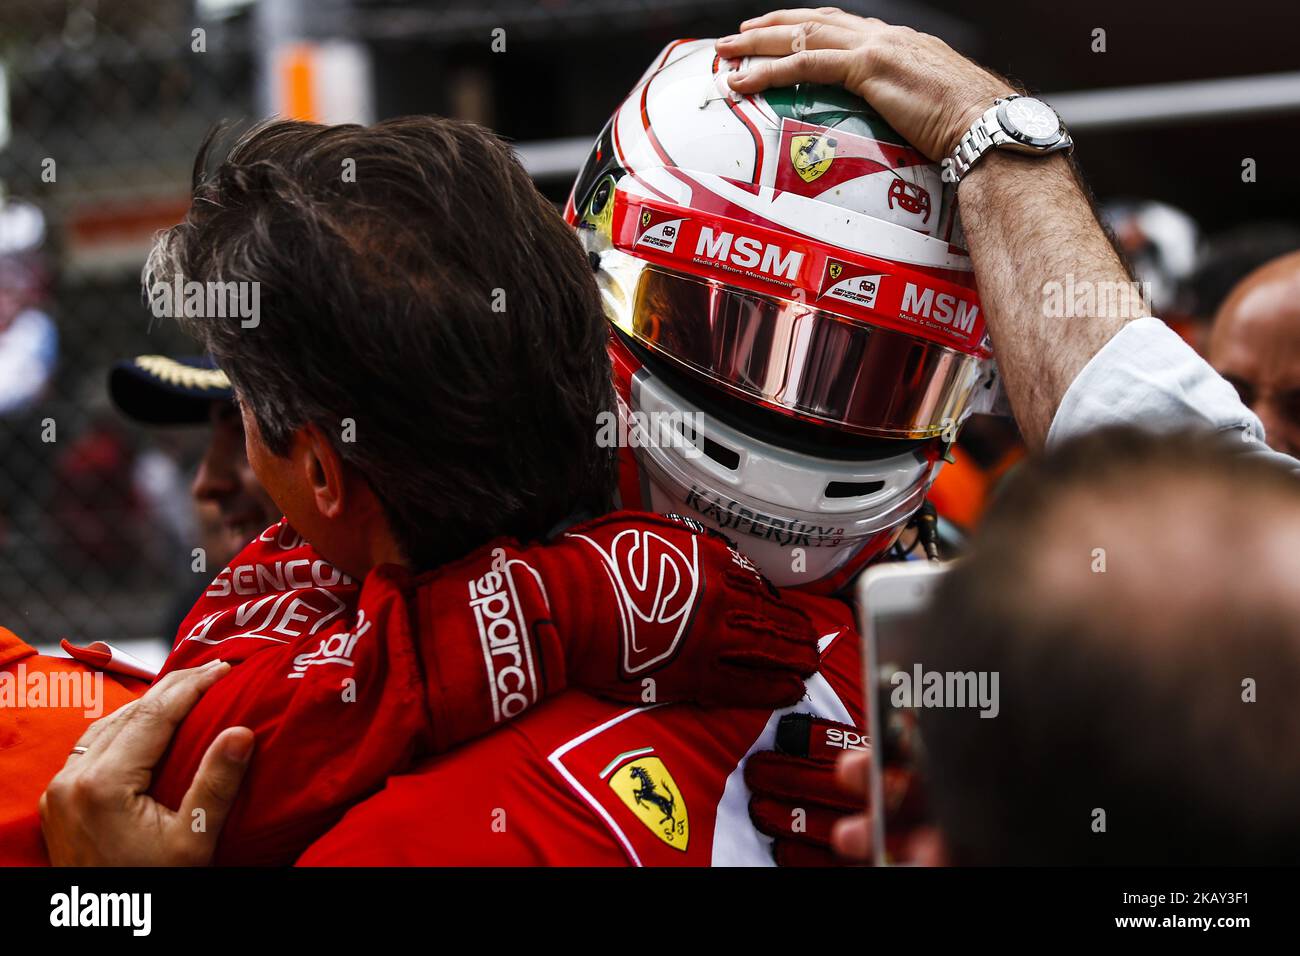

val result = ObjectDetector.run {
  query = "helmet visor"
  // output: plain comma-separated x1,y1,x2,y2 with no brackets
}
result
596,248,991,439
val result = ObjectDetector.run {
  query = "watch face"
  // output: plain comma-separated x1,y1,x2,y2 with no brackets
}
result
998,97,1061,147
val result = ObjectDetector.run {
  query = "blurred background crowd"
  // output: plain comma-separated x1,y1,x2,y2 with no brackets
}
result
1,0,1298,664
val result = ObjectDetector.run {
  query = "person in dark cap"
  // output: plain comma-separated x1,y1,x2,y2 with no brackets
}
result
108,354,280,615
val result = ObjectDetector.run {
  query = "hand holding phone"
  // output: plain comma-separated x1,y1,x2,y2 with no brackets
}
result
854,560,949,866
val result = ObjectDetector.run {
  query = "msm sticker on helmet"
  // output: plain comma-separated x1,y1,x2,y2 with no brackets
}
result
693,227,804,282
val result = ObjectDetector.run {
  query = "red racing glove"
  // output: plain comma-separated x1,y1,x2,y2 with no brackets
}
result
745,713,870,867
414,510,821,749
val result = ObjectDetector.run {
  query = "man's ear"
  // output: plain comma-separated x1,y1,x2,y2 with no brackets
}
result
299,423,348,520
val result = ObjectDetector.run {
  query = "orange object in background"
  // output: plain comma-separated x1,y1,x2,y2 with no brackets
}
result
0,628,146,865
279,43,319,122
928,442,1025,532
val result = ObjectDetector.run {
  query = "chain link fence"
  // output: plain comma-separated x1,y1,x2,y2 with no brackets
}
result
1,0,255,650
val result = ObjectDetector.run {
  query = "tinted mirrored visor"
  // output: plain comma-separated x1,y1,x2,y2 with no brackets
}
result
599,251,989,438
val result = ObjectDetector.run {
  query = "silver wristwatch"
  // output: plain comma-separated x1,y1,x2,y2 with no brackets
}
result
945,95,1073,184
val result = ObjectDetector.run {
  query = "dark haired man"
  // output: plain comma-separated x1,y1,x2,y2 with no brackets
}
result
27,116,825,866
149,117,618,572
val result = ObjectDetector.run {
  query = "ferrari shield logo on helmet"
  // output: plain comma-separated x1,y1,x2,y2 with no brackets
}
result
828,262,843,280
640,209,652,228
606,751,689,851
790,133,836,183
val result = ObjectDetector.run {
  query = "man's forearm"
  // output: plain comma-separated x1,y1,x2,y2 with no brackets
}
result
957,151,1141,448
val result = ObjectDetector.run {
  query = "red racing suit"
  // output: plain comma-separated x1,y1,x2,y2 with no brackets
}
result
147,514,821,865
1,516,851,867
298,589,862,866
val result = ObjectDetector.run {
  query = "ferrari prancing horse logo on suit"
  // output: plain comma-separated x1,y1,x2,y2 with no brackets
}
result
606,751,689,851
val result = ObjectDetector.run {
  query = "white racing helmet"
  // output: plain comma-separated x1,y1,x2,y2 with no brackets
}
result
568,39,998,592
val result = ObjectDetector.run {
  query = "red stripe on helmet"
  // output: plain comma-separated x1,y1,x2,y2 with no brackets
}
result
614,192,988,356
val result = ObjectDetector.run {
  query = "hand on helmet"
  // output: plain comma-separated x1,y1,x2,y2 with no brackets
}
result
717,9,1014,161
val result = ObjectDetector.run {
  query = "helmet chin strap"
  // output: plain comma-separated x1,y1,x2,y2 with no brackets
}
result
915,500,942,561
890,500,944,563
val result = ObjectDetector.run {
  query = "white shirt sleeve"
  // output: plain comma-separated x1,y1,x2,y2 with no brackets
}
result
1046,316,1300,474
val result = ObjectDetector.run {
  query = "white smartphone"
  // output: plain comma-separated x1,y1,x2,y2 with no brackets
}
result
854,560,950,866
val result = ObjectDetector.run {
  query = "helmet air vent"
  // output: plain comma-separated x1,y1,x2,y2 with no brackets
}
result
825,479,885,499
